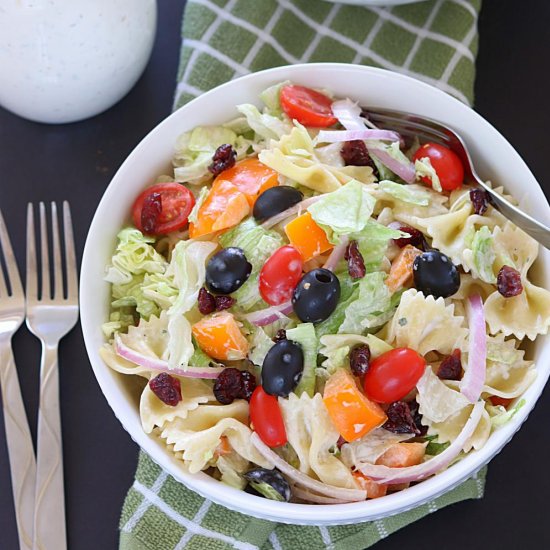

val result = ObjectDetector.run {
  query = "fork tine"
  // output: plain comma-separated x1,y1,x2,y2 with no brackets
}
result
39,202,50,301
63,201,78,301
368,114,452,144
26,203,38,300
50,202,63,299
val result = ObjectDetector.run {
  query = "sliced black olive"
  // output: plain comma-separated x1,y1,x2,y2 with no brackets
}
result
292,268,341,323
412,250,460,298
243,468,291,502
261,339,304,397
205,247,252,295
253,186,304,222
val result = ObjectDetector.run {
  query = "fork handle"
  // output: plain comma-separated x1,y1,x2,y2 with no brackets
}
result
33,343,67,550
0,341,36,550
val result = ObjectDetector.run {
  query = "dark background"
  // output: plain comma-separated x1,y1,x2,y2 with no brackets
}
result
1,1,549,549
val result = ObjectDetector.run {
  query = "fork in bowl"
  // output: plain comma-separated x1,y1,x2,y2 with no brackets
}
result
26,202,78,550
363,107,550,249
0,209,36,550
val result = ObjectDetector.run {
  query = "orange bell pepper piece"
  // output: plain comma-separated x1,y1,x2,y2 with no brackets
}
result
385,244,422,293
323,369,387,442
217,158,279,207
192,311,249,361
352,472,388,499
376,442,426,467
284,211,333,262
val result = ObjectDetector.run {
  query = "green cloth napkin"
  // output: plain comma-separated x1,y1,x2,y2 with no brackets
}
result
121,1,485,548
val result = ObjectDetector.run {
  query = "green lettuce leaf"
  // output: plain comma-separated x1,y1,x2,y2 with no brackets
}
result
286,323,318,398
307,180,376,243
248,326,275,367
471,226,497,283
111,274,160,319
187,186,209,225
378,180,430,206
487,399,526,429
414,156,442,192
426,438,450,456
101,309,135,338
260,81,290,116
338,272,392,334
236,103,292,141
219,219,285,311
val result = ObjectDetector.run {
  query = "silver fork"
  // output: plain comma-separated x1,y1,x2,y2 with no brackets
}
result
0,209,36,550
364,107,550,249
26,202,78,550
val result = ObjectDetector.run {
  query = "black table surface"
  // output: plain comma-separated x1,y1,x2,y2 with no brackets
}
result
1,1,549,549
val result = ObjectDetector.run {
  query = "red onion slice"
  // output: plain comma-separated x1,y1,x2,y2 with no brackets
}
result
356,400,485,485
322,235,349,272
251,433,367,501
459,294,487,403
331,99,366,131
317,129,400,143
368,147,416,184
243,301,293,327
292,486,350,504
261,196,322,230
114,335,224,379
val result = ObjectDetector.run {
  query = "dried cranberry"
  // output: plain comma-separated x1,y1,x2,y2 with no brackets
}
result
469,188,490,215
140,192,162,234
208,144,236,177
213,368,243,405
349,344,370,377
437,349,462,381
383,401,420,435
341,140,375,168
213,368,256,404
407,400,428,436
240,371,257,401
215,295,236,311
344,240,366,279
272,329,287,342
389,222,424,248
149,373,182,407
198,287,216,315
497,265,523,297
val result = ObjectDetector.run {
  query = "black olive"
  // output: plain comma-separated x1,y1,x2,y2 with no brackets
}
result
205,247,252,295
292,268,341,323
412,250,460,298
261,339,304,397
243,468,291,502
253,186,304,222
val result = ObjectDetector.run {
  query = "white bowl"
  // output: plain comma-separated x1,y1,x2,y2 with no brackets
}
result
81,63,550,525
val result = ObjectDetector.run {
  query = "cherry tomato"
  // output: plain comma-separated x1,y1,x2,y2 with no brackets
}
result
363,348,426,403
280,85,337,128
259,245,303,305
132,182,195,235
489,396,512,408
412,143,464,191
250,386,287,447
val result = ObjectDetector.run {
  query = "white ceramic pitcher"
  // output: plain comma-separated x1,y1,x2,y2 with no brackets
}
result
0,0,157,124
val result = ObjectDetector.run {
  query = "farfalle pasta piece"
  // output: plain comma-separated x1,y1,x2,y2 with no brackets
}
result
160,401,272,473
387,289,468,356
99,343,150,378
278,393,358,489
118,311,170,361
484,223,550,339
140,378,214,434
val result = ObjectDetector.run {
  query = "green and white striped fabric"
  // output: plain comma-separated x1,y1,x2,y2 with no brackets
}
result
121,1,486,548
174,0,481,109
120,453,486,550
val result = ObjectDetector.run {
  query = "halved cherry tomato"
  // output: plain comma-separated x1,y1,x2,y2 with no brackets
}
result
489,396,513,408
259,245,303,305
280,85,338,128
250,386,287,447
217,158,279,207
412,143,464,191
364,348,426,403
189,179,250,239
132,182,195,235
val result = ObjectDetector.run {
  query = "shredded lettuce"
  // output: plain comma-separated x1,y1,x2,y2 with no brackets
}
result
111,275,161,319
487,399,526,429
101,310,135,338
415,156,442,192
248,326,275,367
236,103,292,141
339,272,393,334
286,323,318,397
425,437,450,456
378,180,430,206
307,179,376,243
471,226,497,283
259,81,289,116
187,186,209,225
219,219,284,311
